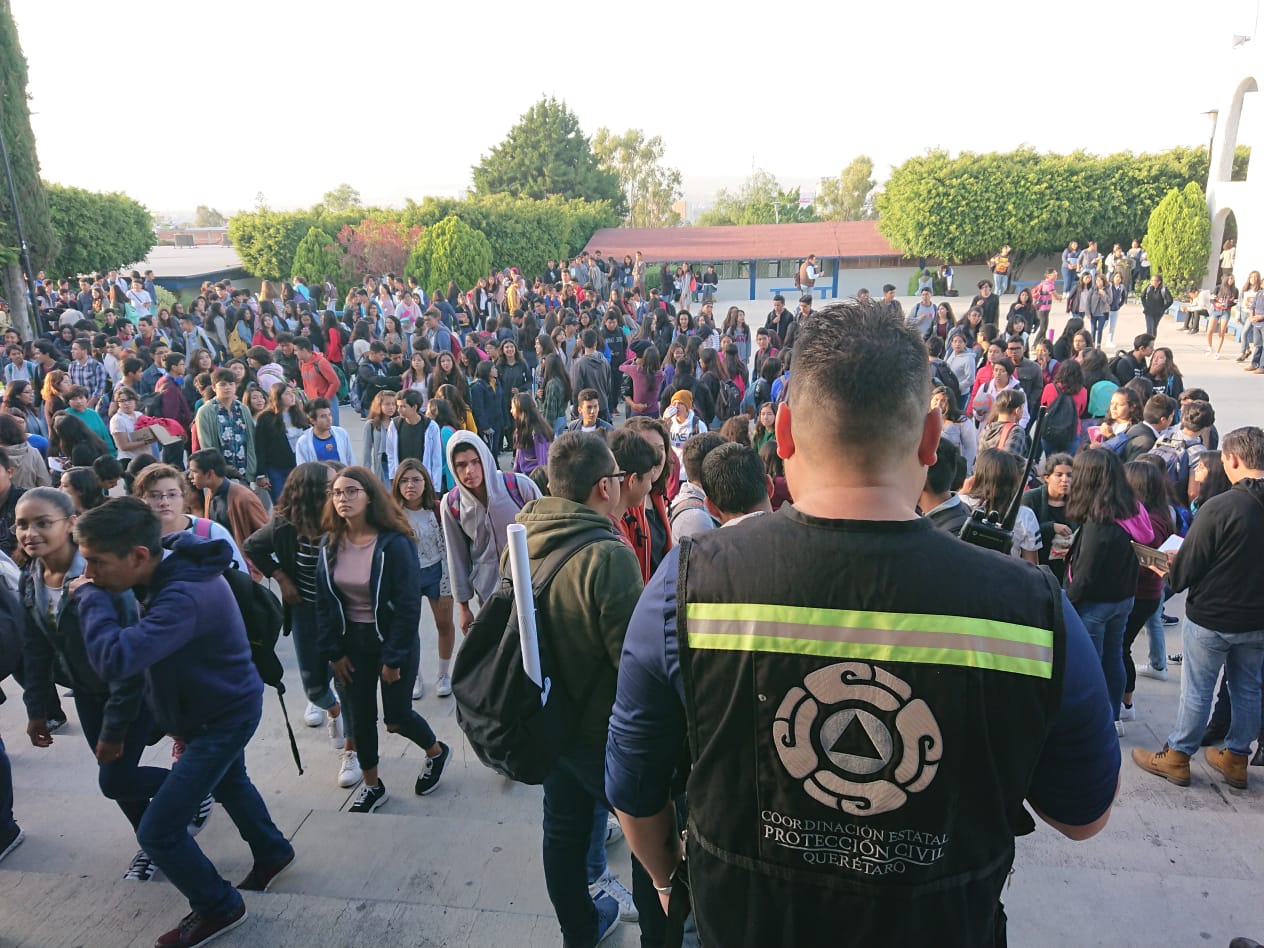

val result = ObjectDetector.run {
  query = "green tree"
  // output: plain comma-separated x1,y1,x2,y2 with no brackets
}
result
0,0,57,338
591,127,682,227
876,146,1231,273
405,215,492,298
320,183,362,214
472,97,624,213
697,170,816,226
290,226,343,288
1144,182,1210,290
227,208,361,280
194,205,225,227
45,184,155,278
816,155,876,221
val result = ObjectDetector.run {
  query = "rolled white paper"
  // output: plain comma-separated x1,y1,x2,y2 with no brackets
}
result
506,523,543,689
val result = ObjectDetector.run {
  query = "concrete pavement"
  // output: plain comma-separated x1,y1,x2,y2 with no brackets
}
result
0,294,1261,947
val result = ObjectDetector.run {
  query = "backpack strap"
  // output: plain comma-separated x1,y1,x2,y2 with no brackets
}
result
526,526,614,598
445,487,461,523
191,517,213,539
502,471,526,509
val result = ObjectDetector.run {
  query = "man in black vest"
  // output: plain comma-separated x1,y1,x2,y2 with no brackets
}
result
606,299,1120,946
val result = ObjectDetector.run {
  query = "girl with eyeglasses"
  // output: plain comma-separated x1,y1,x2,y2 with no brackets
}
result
132,463,249,572
316,466,450,812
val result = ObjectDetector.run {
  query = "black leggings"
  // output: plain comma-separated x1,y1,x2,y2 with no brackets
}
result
1123,597,1161,696
342,623,434,772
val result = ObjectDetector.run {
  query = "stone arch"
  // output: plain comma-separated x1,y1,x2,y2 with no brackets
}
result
1214,76,1260,184
1210,206,1239,283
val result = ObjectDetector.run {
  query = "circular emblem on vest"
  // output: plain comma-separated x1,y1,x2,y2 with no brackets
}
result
772,662,942,817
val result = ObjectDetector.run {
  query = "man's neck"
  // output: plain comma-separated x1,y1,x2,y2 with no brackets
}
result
314,426,331,438
918,489,953,513
217,396,235,409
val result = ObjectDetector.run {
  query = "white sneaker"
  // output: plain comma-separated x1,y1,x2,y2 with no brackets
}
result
412,677,424,700
337,751,363,789
605,814,623,846
327,712,345,749
1115,720,1126,738
303,702,324,727
1120,705,1136,721
589,871,638,922
1138,664,1169,682
435,674,452,697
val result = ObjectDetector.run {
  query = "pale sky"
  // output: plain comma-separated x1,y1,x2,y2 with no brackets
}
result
10,0,1262,218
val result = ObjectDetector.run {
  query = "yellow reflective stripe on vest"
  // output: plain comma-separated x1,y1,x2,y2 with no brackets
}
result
685,602,1054,679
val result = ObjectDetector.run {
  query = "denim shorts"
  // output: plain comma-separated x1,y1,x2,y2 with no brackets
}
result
419,561,444,600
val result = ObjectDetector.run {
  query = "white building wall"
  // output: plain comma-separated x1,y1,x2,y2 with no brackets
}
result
1206,48,1263,290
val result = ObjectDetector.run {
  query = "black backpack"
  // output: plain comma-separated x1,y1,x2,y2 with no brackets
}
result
715,378,742,421
452,527,612,785
220,566,303,773
1044,391,1079,447
139,384,166,418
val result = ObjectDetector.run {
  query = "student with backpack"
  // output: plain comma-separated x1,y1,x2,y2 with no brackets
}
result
74,497,295,948
133,463,249,573
15,488,202,884
391,460,456,699
244,463,359,790
441,431,542,636
316,466,450,813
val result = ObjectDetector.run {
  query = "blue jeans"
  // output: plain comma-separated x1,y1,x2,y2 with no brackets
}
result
290,601,352,731
136,708,292,921
1168,620,1264,756
1090,314,1108,346
1062,268,1076,294
994,273,1010,296
1076,598,1133,718
75,692,168,830
1143,605,1167,670
586,803,608,884
542,745,659,946
0,732,13,834
263,466,291,504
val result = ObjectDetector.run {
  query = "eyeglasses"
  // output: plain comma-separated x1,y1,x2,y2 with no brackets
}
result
329,486,364,500
590,469,627,491
145,491,183,503
397,476,425,486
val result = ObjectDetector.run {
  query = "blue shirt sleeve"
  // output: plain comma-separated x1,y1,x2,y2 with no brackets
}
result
1026,594,1121,826
605,547,686,817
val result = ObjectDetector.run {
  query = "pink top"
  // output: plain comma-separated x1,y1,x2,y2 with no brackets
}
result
334,535,377,623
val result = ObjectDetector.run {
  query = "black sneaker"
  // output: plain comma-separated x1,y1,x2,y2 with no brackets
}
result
415,742,451,796
187,796,214,837
0,823,24,863
237,847,295,891
154,904,247,947
348,781,388,813
1161,612,1179,626
124,848,159,882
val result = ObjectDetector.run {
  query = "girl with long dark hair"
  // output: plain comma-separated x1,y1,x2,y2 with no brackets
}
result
1119,460,1175,722
1065,448,1153,735
317,466,450,811
254,383,309,503
510,393,553,475
426,398,463,491
391,460,457,697
244,462,359,788
619,343,664,419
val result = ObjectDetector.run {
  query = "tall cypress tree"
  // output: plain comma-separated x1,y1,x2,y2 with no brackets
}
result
0,0,56,338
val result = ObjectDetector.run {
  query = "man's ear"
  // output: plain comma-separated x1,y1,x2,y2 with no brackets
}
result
775,402,795,460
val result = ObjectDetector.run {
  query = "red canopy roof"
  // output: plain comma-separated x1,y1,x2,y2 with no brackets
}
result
582,221,904,262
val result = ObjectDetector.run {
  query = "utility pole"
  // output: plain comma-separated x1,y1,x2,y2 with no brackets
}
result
0,95,40,338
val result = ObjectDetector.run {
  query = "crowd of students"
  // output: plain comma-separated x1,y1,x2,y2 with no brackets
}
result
0,260,1260,947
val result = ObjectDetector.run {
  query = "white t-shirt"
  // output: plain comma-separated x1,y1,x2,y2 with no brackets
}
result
126,288,153,317
109,410,146,461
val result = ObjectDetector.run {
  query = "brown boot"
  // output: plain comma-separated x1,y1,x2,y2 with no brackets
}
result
1205,746,1249,789
1132,745,1191,786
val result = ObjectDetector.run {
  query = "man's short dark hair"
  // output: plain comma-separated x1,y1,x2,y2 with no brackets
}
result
927,336,945,358
66,385,89,400
212,368,235,385
74,496,162,557
369,341,387,354
276,332,295,345
700,443,766,515
547,432,613,503
308,397,331,415
0,413,23,447
1183,387,1210,402
609,428,658,478
33,340,54,358
1221,426,1264,470
580,329,600,351
992,357,1015,375
123,357,144,376
164,352,185,371
882,284,897,293
1176,399,1213,434
789,300,930,471
1134,333,1155,351
577,388,600,405
293,337,314,351
189,448,228,478
681,431,727,483
1143,394,1175,426
925,437,963,495
401,389,425,410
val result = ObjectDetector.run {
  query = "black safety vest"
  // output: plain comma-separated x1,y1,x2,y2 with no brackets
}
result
676,508,1066,947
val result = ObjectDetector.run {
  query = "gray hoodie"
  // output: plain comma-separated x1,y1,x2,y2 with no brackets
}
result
440,429,542,604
